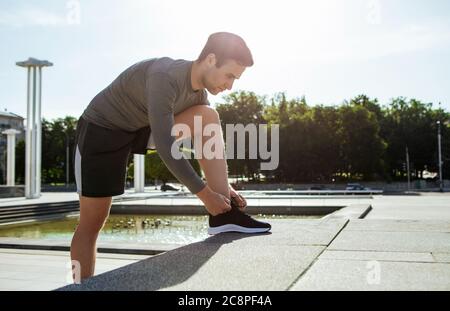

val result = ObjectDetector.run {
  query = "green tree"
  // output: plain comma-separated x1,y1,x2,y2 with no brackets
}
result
337,103,387,180
263,93,310,182
381,98,440,180
216,90,266,181
41,116,77,184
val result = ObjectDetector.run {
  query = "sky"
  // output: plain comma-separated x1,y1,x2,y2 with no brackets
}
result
1,0,450,120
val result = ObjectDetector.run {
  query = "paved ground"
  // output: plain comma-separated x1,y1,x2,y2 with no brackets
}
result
368,193,450,220
0,192,79,207
291,218,450,291
0,188,177,208
58,218,347,291
0,248,150,291
0,191,449,291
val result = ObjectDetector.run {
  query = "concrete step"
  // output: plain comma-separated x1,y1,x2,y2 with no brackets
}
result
0,202,79,224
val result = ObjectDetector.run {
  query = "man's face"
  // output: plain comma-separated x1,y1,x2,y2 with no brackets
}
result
202,55,247,95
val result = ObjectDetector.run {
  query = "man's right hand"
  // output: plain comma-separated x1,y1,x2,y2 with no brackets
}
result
196,185,232,216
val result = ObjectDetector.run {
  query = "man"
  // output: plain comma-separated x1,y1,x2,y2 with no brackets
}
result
71,32,271,280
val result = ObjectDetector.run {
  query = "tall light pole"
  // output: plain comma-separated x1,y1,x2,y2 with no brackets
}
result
437,121,443,192
16,58,53,199
406,145,411,191
66,130,70,188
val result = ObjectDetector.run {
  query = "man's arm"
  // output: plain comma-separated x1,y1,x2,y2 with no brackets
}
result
146,72,206,194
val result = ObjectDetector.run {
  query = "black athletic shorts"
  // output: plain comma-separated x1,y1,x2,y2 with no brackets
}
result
73,117,152,197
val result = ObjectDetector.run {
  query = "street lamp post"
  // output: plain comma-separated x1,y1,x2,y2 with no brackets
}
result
406,146,411,191
66,131,70,188
437,121,443,192
16,58,53,199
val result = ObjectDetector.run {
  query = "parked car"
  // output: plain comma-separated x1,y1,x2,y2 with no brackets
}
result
308,185,330,190
345,183,366,190
160,183,179,192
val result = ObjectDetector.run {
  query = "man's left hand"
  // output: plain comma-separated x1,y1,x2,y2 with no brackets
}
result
229,185,247,211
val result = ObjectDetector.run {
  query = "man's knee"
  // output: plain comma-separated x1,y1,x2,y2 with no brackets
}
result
174,105,221,140
197,105,220,124
78,196,112,234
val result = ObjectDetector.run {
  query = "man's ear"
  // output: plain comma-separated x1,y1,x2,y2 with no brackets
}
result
206,53,217,67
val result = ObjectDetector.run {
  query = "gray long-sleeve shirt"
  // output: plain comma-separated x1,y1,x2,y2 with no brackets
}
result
82,57,209,194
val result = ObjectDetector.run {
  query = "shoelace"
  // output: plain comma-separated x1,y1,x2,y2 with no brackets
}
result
230,203,254,221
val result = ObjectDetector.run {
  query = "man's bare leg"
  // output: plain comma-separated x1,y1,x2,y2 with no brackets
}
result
70,195,112,282
175,105,270,234
174,105,230,199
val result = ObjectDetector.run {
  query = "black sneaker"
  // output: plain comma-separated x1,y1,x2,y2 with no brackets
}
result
207,201,271,235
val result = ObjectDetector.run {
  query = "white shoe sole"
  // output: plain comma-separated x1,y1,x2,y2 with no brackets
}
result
208,224,271,235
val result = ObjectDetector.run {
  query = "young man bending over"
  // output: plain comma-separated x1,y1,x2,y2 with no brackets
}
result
71,32,271,280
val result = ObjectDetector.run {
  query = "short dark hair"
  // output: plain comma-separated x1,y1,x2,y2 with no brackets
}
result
197,32,254,68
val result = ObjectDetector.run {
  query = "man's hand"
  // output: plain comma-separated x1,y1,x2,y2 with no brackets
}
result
197,185,232,216
229,185,247,211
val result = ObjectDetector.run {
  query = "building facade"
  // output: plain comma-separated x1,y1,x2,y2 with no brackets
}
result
0,111,25,184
